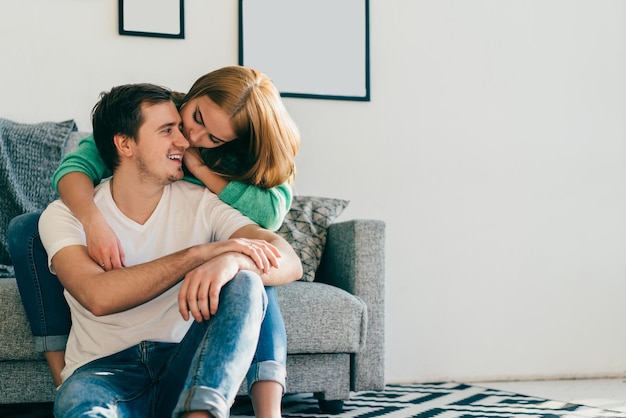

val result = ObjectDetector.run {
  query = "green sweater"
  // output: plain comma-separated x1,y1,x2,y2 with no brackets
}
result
51,134,292,231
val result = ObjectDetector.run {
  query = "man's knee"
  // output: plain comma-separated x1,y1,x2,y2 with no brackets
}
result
55,378,119,417
230,270,265,294
224,271,267,312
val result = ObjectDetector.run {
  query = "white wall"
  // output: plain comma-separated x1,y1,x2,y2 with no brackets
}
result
2,0,626,384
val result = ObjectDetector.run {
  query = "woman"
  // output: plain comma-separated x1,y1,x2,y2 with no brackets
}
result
10,66,300,418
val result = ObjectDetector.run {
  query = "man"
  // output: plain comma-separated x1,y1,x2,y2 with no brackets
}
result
38,83,302,418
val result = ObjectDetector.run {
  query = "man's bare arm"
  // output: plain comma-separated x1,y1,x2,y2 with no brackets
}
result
52,237,279,317
179,225,302,322
229,224,303,286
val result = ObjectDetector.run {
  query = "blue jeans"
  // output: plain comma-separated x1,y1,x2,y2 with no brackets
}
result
54,271,267,418
8,212,287,393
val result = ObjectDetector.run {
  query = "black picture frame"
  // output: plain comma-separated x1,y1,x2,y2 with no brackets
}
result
239,0,370,101
119,0,185,39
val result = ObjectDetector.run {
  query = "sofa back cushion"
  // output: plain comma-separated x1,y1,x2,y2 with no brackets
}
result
276,196,349,282
0,118,77,277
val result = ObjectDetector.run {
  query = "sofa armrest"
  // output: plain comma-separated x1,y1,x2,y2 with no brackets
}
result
315,219,386,391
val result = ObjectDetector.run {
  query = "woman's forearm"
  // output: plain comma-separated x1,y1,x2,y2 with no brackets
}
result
192,164,230,195
57,172,102,226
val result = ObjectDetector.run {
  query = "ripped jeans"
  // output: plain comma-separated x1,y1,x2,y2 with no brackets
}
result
54,271,267,418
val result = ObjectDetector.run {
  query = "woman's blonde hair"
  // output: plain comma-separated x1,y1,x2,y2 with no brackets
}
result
181,66,300,189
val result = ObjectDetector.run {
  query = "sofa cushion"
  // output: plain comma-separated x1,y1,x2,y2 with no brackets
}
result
277,196,349,282
1,277,368,360
0,118,77,278
0,279,43,361
278,281,366,353
64,131,90,155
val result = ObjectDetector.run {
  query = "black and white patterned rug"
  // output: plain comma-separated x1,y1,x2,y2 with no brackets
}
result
231,382,626,418
3,382,625,417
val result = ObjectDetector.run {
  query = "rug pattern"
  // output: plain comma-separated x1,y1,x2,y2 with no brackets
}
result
232,382,626,418
2,382,625,417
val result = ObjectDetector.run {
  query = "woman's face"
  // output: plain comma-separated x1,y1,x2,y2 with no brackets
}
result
179,96,238,149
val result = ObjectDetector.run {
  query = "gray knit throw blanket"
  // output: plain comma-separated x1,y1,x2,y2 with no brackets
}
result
0,118,76,277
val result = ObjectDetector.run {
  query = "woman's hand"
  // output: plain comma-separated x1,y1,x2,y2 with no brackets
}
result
83,212,125,271
57,172,125,270
183,147,229,194
182,147,206,177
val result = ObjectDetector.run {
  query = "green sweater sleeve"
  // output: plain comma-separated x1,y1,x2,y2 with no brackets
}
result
218,181,293,231
51,133,112,193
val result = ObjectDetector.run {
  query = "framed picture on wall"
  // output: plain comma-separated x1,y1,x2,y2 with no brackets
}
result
119,0,185,39
239,0,370,101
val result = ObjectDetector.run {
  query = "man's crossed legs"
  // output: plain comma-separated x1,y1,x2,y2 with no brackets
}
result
54,271,267,418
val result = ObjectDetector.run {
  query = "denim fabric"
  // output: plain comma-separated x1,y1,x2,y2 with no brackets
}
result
8,212,70,351
248,286,287,393
54,271,267,418
8,212,288,389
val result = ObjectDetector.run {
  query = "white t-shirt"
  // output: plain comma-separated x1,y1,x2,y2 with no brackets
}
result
39,179,255,381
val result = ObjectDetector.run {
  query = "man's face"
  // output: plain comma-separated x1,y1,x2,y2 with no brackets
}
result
133,101,189,185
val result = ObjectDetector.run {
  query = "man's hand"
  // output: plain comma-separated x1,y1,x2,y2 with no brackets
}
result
178,237,280,322
178,253,249,322
227,237,281,274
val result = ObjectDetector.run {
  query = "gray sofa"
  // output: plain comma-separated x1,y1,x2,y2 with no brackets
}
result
0,128,386,412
